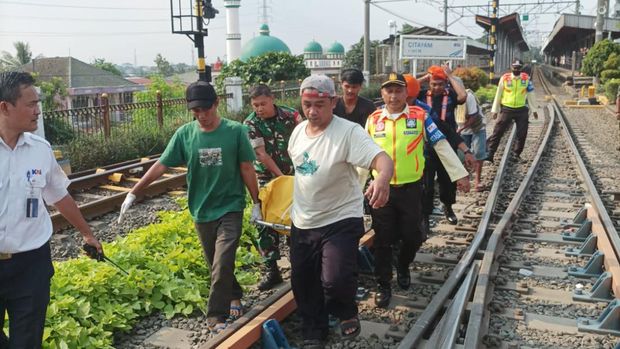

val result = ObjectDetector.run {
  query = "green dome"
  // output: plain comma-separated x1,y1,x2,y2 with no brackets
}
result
240,24,291,62
327,42,345,54
304,40,323,53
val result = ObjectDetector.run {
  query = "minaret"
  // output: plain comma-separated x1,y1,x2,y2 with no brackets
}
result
224,0,241,62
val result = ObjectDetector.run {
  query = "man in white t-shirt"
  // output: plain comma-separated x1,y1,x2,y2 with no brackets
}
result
288,75,393,348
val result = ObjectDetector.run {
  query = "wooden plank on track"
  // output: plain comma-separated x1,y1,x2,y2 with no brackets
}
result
99,185,131,192
215,292,296,349
587,206,620,298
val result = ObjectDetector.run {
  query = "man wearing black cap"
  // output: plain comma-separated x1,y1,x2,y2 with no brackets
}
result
117,81,261,333
333,68,377,128
366,73,469,308
486,59,539,162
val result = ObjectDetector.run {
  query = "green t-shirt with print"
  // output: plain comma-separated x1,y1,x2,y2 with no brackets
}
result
159,118,256,223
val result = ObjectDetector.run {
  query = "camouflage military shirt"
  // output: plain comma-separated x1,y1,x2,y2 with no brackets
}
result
244,105,302,183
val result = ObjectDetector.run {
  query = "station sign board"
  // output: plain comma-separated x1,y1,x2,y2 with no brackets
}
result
399,35,467,60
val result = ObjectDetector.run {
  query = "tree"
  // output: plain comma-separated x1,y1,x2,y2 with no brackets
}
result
215,52,309,91
92,58,122,76
342,37,380,74
1,41,33,70
400,23,415,34
154,53,174,77
581,40,620,77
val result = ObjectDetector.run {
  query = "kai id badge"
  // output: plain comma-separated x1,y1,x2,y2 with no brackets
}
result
25,170,41,218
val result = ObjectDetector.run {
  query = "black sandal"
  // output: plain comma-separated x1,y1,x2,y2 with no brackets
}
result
340,317,361,339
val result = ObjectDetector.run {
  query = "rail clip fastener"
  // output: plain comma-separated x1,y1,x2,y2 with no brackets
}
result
565,234,597,258
578,299,620,336
573,271,614,303
561,219,592,242
568,250,604,279
561,205,588,228
262,319,291,349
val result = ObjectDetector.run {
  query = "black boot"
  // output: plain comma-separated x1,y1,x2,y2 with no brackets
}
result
444,205,458,225
257,261,283,291
374,282,392,308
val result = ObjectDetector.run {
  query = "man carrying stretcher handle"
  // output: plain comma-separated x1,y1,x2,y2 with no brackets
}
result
287,74,393,349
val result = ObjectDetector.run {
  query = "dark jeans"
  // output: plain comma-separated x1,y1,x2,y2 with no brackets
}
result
487,107,529,157
371,181,424,284
195,212,244,322
0,242,54,349
290,217,364,341
422,153,457,215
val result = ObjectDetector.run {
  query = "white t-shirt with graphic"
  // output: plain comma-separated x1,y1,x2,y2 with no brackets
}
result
288,116,383,229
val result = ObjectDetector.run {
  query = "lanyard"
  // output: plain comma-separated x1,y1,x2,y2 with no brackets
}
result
426,90,449,122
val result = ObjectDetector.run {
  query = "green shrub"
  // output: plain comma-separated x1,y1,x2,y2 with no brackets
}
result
33,199,260,348
581,40,620,76
604,78,620,102
474,85,497,104
359,83,381,101
600,69,620,84
65,125,178,172
453,67,481,91
471,67,489,88
44,117,75,145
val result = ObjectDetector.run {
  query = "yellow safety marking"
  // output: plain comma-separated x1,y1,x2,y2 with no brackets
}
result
125,178,140,182
108,173,123,183
99,185,131,192
140,157,150,162
95,168,106,174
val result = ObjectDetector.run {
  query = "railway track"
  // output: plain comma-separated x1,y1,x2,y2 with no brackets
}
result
49,155,187,232
183,68,620,349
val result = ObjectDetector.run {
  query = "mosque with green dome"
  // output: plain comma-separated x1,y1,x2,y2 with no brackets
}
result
303,40,346,75
237,23,345,75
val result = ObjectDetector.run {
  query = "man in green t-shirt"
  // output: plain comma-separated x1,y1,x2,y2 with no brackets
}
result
117,81,261,333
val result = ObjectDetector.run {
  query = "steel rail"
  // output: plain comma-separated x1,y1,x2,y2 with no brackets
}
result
67,154,161,179
464,102,555,348
67,158,159,192
397,123,518,348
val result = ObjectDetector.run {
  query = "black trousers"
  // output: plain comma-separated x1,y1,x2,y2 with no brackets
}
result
422,153,457,216
486,107,529,157
290,217,363,341
0,242,54,349
371,181,424,284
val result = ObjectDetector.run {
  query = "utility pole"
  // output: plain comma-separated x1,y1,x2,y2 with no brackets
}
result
575,0,580,14
595,0,606,43
490,0,499,80
444,0,448,31
363,0,371,86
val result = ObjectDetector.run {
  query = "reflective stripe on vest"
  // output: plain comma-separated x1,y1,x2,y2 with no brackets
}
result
366,106,425,185
501,72,529,108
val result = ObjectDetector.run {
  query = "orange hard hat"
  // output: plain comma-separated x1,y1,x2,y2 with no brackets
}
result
428,65,448,81
403,74,420,99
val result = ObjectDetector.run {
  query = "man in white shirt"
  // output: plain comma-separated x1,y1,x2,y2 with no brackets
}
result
288,75,393,348
0,71,102,348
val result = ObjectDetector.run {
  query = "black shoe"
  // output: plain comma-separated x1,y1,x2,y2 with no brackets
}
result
257,263,283,291
444,205,458,225
374,283,392,308
396,266,411,290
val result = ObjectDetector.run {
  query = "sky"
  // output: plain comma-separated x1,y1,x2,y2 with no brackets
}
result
0,0,602,67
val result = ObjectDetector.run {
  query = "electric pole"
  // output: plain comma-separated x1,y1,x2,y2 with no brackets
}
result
364,0,371,85
595,0,606,43
575,0,580,14
444,0,448,31
490,0,499,80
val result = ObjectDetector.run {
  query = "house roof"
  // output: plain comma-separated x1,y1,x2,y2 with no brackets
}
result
542,14,620,53
476,13,529,51
22,57,143,95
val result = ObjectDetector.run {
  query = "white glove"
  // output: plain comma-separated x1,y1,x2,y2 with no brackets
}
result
250,202,262,223
118,193,136,224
